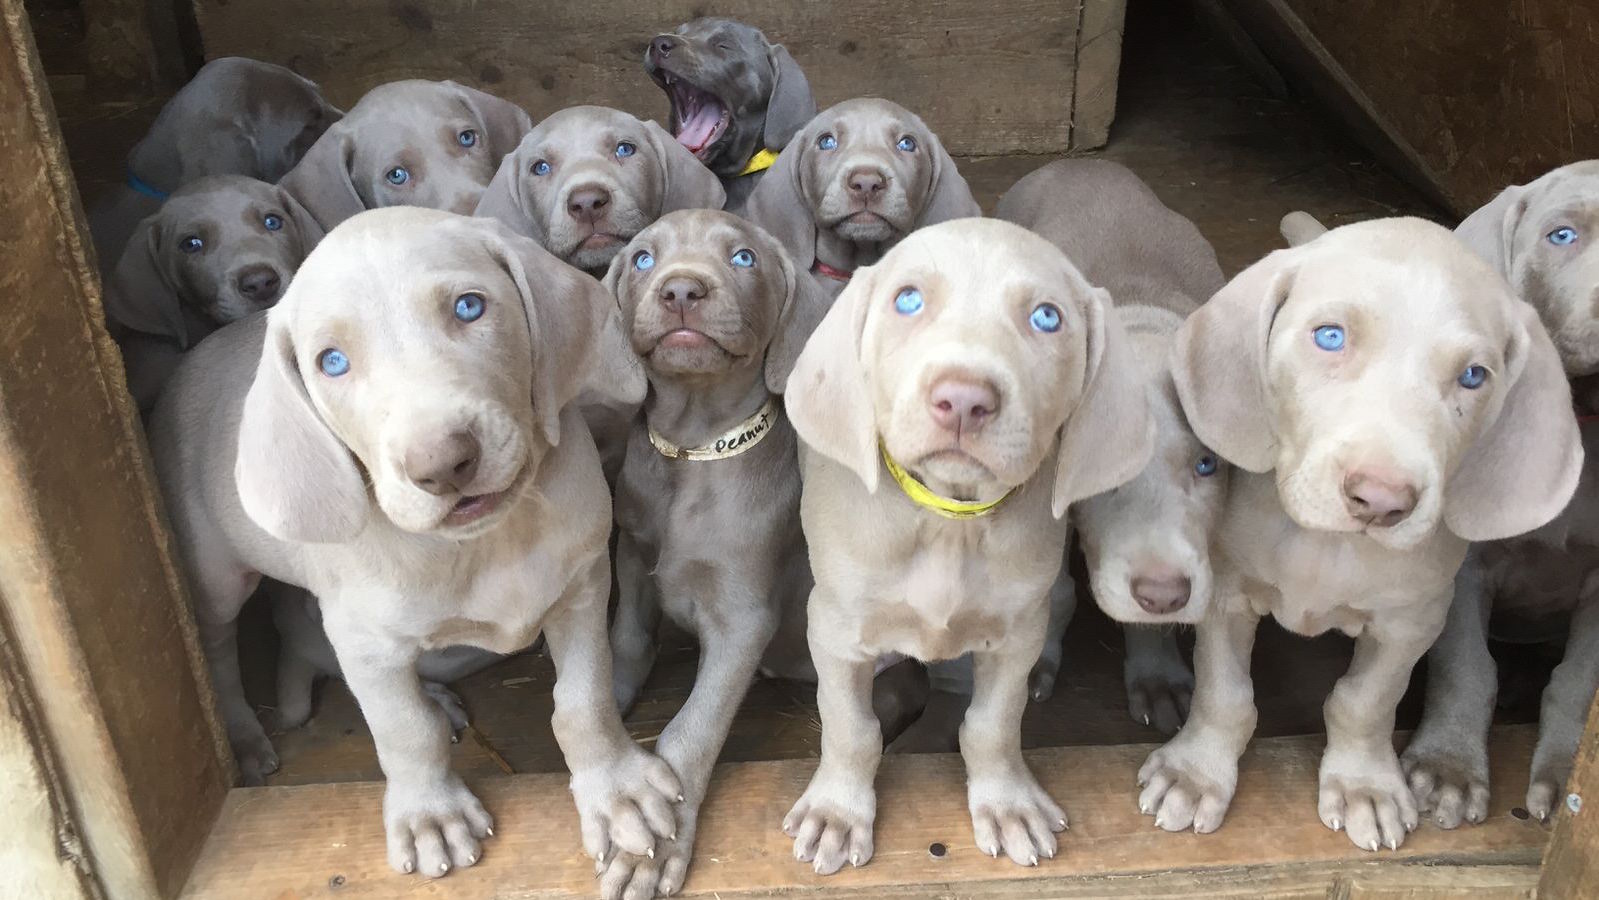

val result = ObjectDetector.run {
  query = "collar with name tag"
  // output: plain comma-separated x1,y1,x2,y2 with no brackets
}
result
649,396,780,461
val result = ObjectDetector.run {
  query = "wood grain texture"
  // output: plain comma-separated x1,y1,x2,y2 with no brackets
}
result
182,726,1548,898
189,0,1116,155
0,0,230,895
1538,688,1599,898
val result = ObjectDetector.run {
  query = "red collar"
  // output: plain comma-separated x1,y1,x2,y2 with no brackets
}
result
812,260,853,282
1580,414,1599,424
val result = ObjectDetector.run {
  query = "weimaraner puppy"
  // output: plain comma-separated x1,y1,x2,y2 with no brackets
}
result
644,18,816,209
146,208,682,880
782,218,1154,873
597,209,825,899
742,98,981,300
474,106,725,276
89,57,341,269
281,80,531,231
1141,218,1581,853
998,159,1228,733
103,175,323,411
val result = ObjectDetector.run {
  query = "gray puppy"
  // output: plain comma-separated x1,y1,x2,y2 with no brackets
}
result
644,18,815,210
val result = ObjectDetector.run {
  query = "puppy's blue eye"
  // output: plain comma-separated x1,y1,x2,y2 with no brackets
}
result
730,248,755,268
318,348,350,377
1458,364,1488,390
894,287,923,316
817,133,838,151
263,214,283,232
1195,453,1219,477
615,141,637,159
633,250,655,271
1030,303,1063,333
457,129,478,148
896,135,918,153
1548,226,1579,246
1312,324,1345,351
454,292,486,323
531,160,551,176
385,166,409,186
179,235,204,253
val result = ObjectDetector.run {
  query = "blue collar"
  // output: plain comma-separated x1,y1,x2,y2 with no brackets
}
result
125,168,170,201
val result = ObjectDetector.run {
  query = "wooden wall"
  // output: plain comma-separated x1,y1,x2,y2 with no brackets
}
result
189,0,1126,155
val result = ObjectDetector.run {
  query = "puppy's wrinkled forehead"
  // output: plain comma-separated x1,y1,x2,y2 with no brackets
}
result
527,106,646,158
819,100,920,145
647,208,772,261
877,220,1091,317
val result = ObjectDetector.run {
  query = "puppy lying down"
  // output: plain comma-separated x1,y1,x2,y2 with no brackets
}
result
147,208,678,879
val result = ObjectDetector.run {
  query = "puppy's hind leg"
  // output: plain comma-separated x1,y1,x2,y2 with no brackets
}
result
1123,624,1193,735
609,530,661,717
1028,564,1078,702
1526,573,1599,821
270,585,331,731
187,546,275,785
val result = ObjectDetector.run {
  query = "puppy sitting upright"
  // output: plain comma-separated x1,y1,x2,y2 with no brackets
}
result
148,209,678,880
743,98,981,299
782,218,1153,873
597,209,824,900
644,18,815,209
1140,219,1581,853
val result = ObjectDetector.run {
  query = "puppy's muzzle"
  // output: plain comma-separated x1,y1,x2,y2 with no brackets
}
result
928,373,999,436
1342,467,1418,528
846,166,888,206
235,263,283,308
1130,564,1191,616
403,430,481,497
567,184,612,225
658,274,709,314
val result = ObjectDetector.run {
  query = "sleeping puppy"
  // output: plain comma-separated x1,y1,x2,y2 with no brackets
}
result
743,98,981,299
1140,218,1580,853
104,175,323,411
147,208,679,879
644,18,815,209
998,159,1228,733
474,106,725,276
782,218,1154,873
598,209,824,899
89,57,341,267
281,79,531,231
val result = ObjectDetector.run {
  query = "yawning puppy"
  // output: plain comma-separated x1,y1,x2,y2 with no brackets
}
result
598,209,825,899
644,18,815,209
782,218,1153,873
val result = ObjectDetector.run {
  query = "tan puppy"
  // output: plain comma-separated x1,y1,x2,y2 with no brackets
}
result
281,80,532,230
743,98,981,298
783,218,1153,872
1142,218,1580,853
598,209,824,899
475,106,725,276
147,209,677,880
104,175,323,410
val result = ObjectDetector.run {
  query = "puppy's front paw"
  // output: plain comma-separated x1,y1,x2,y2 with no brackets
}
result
231,728,281,786
968,773,1068,866
1027,653,1062,702
1136,733,1238,834
1527,756,1575,823
571,749,683,866
598,829,694,900
1400,733,1489,829
1320,747,1419,851
782,777,876,876
1124,655,1193,736
383,776,494,877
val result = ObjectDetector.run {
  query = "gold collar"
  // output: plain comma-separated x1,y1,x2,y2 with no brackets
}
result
738,147,780,177
649,397,779,461
880,441,1015,520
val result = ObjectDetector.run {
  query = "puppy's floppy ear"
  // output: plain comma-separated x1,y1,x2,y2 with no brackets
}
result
912,122,981,229
446,81,533,160
763,43,815,151
594,244,650,406
642,119,725,212
785,262,878,490
1052,284,1155,517
1454,184,1527,278
104,218,189,347
274,184,326,258
763,233,830,393
743,128,818,270
1445,301,1582,541
474,139,545,243
485,220,644,444
1172,249,1296,473
235,312,368,543
278,125,364,231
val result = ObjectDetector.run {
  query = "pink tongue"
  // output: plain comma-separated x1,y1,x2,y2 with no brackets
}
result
678,106,720,151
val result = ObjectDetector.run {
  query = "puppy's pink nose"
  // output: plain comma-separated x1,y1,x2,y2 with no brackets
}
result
1343,469,1418,527
847,167,887,202
405,431,480,497
928,377,999,435
658,275,708,312
1130,566,1191,615
567,186,611,222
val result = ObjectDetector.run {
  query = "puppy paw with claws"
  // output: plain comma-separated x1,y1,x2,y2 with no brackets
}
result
1320,748,1420,851
1136,733,1238,834
231,728,281,786
383,776,494,877
599,828,694,900
783,778,876,875
1401,737,1489,829
422,680,471,732
968,773,1068,866
571,749,684,867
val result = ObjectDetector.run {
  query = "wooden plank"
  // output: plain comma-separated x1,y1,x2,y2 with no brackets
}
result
1068,0,1126,149
182,726,1548,898
1537,687,1599,897
189,0,1110,155
0,0,231,896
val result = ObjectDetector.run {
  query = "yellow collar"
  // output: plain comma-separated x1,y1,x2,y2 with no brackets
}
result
738,147,780,177
879,442,1015,520
649,397,779,461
